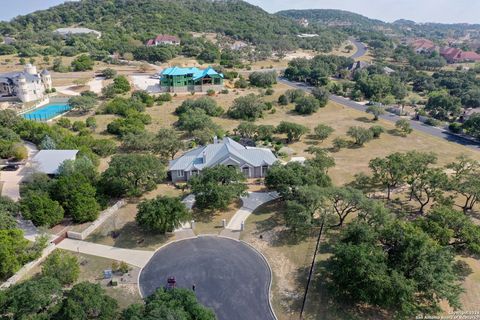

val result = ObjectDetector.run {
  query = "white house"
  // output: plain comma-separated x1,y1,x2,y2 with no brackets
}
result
0,64,52,103
54,27,102,39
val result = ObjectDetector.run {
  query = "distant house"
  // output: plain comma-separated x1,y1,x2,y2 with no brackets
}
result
409,38,437,54
168,137,277,182
159,66,224,93
31,150,78,175
0,64,52,103
230,40,248,51
1,37,15,45
440,47,480,63
347,61,394,77
146,34,180,46
54,27,101,39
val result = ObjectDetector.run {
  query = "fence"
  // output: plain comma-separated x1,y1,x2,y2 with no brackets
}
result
67,200,126,240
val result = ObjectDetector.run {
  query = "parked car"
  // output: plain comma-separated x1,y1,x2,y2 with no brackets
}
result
1,164,19,171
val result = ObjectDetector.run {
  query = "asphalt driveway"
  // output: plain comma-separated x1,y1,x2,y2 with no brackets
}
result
139,236,276,320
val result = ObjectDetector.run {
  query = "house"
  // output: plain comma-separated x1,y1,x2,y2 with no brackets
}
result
0,64,52,103
440,47,480,63
159,66,224,93
230,41,248,51
31,150,78,175
409,38,437,54
146,34,180,46
54,27,101,39
346,61,394,77
168,137,277,182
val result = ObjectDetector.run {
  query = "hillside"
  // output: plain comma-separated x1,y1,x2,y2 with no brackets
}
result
1,0,345,51
276,9,385,28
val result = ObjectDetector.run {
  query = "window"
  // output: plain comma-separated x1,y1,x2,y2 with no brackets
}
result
191,170,199,176
262,166,269,177
242,167,250,177
178,170,184,177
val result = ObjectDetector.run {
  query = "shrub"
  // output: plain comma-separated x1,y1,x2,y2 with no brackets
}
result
285,89,305,103
72,121,87,132
313,124,334,142
449,122,463,134
206,89,216,96
311,87,329,107
234,78,248,89
369,125,385,138
136,196,190,233
11,144,28,160
112,75,131,94
227,94,266,121
101,68,117,79
395,119,413,136
278,94,288,105
175,97,223,117
332,137,350,150
85,116,97,129
156,93,172,102
347,126,374,146
42,250,79,285
265,88,274,96
248,71,277,88
276,121,309,143
295,96,320,115
57,118,71,128
20,191,64,227
71,54,94,71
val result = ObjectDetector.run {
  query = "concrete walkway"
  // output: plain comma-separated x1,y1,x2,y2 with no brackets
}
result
226,192,279,231
88,77,104,94
57,238,154,268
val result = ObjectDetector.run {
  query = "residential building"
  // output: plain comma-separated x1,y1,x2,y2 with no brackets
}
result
159,66,224,93
409,38,437,54
31,150,78,175
168,137,277,182
54,27,101,39
0,64,52,103
230,40,248,51
146,34,180,46
440,47,480,63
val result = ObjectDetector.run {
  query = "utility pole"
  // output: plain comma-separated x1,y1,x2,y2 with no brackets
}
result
299,219,325,320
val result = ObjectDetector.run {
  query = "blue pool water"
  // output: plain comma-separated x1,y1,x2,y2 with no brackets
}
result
22,103,72,121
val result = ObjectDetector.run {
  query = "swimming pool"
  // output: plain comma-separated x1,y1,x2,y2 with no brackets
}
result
22,103,72,121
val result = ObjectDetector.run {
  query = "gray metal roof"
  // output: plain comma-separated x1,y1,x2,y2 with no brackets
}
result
31,150,79,175
169,137,277,171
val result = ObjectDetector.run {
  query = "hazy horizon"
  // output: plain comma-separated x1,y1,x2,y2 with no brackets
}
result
0,0,479,24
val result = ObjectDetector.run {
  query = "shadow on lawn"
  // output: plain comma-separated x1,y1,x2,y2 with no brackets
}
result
88,221,173,250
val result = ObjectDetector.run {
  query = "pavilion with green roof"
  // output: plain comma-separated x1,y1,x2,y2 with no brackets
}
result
159,66,224,93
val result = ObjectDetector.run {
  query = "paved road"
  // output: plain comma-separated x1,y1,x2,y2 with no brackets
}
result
348,37,368,60
139,236,275,320
279,79,480,151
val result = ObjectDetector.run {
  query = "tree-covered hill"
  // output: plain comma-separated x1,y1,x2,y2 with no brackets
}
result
0,0,345,53
276,9,386,28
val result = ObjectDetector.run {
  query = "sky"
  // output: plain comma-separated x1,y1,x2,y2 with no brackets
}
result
0,0,479,24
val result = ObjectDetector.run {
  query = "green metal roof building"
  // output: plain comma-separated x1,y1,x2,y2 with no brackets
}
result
159,66,224,93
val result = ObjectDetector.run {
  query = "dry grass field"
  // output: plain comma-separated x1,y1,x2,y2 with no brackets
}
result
49,72,480,318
